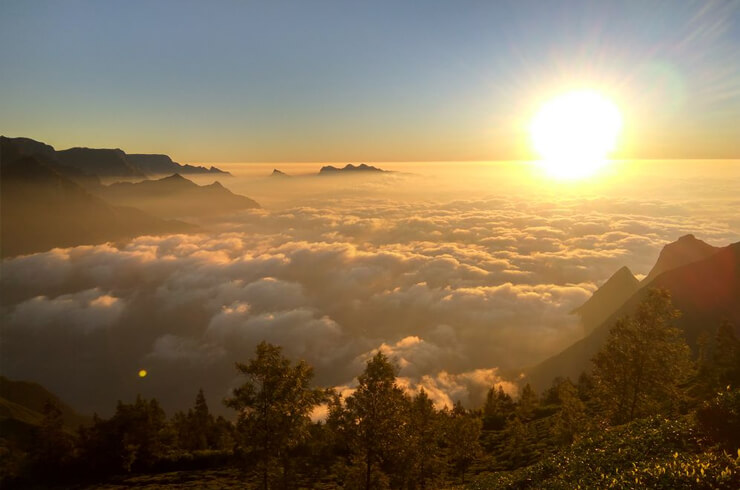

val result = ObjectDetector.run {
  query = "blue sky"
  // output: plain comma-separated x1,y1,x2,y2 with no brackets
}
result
1,0,739,162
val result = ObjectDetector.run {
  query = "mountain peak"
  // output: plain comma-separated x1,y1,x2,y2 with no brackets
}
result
271,168,289,177
644,234,720,285
572,265,640,333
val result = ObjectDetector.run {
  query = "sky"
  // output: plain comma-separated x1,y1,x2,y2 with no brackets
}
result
1,0,739,162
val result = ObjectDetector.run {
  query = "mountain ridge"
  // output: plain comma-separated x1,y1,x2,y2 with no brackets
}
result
525,237,739,391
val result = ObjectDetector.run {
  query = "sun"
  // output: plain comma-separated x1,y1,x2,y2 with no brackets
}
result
530,90,623,179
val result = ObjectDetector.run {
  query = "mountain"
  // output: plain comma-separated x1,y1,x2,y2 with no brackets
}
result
99,173,260,218
1,139,194,257
0,376,90,429
271,168,290,177
1,136,229,179
319,163,386,175
0,135,103,188
573,266,640,334
525,240,740,391
643,234,720,285
127,153,230,176
56,147,146,178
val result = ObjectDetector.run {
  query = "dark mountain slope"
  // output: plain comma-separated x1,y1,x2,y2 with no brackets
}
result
643,234,720,285
56,147,146,178
0,376,90,429
127,153,230,176
318,163,386,174
100,173,260,218
573,266,640,334
1,149,194,257
525,241,740,391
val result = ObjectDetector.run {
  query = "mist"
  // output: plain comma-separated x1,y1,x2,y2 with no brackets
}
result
2,160,739,416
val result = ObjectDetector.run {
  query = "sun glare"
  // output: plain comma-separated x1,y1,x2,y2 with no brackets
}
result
530,90,623,179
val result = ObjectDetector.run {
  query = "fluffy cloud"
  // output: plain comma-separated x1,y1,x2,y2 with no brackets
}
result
2,169,739,416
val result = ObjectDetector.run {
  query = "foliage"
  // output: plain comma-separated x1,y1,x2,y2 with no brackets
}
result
696,387,740,450
482,385,514,430
470,415,740,489
592,288,692,424
550,379,588,445
338,352,410,489
78,395,170,475
517,383,539,421
224,341,325,489
445,401,483,484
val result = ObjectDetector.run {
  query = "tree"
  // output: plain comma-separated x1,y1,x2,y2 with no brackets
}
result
517,383,539,421
342,352,409,490
699,319,740,392
550,379,587,445
224,341,325,489
32,400,74,478
173,388,220,451
407,388,443,489
591,288,692,424
78,395,169,475
445,401,482,484
482,385,514,430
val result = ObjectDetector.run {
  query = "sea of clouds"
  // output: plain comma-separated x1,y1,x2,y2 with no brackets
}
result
2,161,739,416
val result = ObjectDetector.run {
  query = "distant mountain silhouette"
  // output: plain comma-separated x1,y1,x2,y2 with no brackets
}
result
0,136,103,188
100,173,260,218
1,138,194,257
0,376,90,429
0,376,90,448
1,136,229,179
57,147,146,178
127,153,230,176
643,234,720,285
318,163,386,175
271,168,290,177
572,266,640,334
525,238,740,391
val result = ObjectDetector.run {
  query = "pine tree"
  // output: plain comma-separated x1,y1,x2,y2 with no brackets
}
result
224,342,325,489
592,288,692,424
551,379,587,444
407,388,442,489
517,383,539,421
445,401,482,485
482,385,514,430
33,400,74,478
342,352,409,490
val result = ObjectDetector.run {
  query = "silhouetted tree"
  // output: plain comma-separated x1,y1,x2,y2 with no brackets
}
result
592,289,692,424
550,379,587,445
482,385,514,430
700,320,740,391
407,388,443,489
517,383,539,421
224,341,325,489
342,352,409,490
173,388,220,451
32,400,74,478
445,401,482,484
78,395,169,475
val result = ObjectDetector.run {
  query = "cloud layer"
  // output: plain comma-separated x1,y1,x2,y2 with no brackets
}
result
2,167,739,416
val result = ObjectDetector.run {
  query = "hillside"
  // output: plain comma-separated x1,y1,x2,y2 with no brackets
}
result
525,240,740,390
318,163,386,175
1,140,195,257
0,376,90,430
643,234,721,284
56,147,146,178
100,173,260,218
572,266,640,333
127,154,230,176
